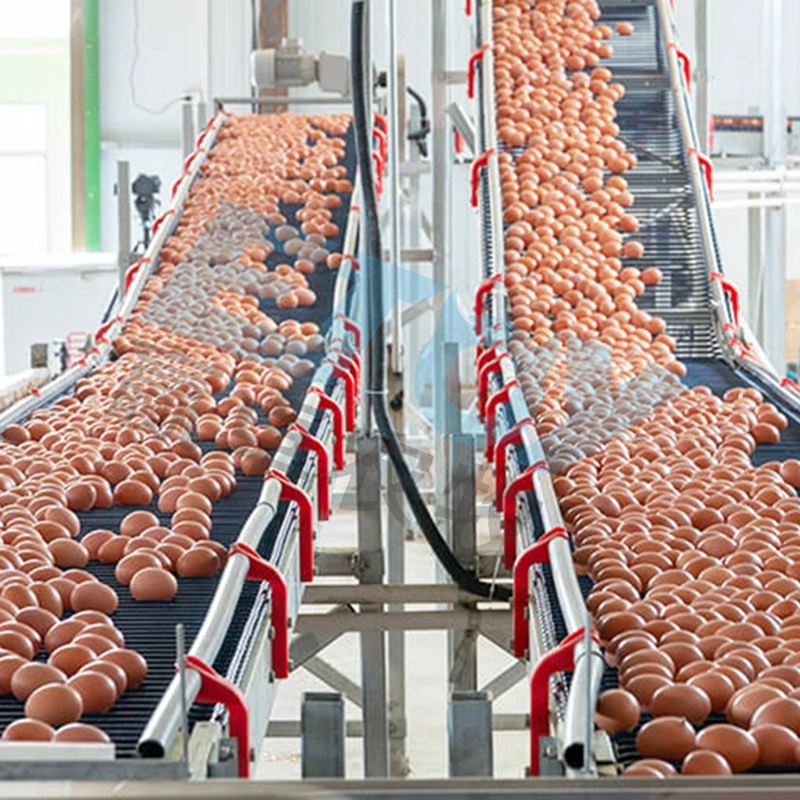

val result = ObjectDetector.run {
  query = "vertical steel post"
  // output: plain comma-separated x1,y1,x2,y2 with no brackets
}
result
301,692,346,778
747,196,763,340
448,691,493,777
356,434,389,777
694,0,710,153
181,100,196,160
762,0,787,371
432,0,453,553
388,0,403,375
117,161,131,296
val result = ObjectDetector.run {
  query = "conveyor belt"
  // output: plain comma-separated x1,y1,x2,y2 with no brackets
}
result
0,123,357,757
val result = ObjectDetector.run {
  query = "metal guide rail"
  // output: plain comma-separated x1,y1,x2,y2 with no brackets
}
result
472,0,604,779
0,114,362,780
473,0,800,779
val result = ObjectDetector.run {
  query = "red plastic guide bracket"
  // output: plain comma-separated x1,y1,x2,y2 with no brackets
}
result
373,112,388,136
485,379,517,462
289,423,331,521
667,43,692,92
467,45,490,100
309,388,346,471
470,148,495,208
329,362,357,432
124,257,153,294
94,315,124,345
152,208,176,238
494,420,534,511
474,273,503,337
465,0,472,16
476,322,505,362
502,461,550,569
529,627,598,777
373,126,388,163
335,311,362,349
513,526,568,658
372,152,385,197
330,349,361,396
184,654,250,778
709,272,740,327
477,340,503,372
477,353,506,420
229,542,289,679
688,147,714,199
268,470,314,583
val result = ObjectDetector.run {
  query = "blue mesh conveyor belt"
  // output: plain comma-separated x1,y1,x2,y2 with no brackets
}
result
0,124,357,757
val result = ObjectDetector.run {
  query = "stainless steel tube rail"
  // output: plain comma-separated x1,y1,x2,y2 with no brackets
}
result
138,158,362,761
0,112,227,433
659,0,800,413
475,0,602,775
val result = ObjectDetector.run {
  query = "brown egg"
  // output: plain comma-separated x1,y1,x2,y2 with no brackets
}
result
750,697,800,734
0,630,34,659
54,722,111,744
650,683,711,725
120,511,160,537
695,724,759,773
594,689,640,734
25,683,83,726
2,718,54,741
70,582,119,614
268,405,298,428
623,759,676,777
681,749,732,776
751,723,799,766
687,671,735,713
68,670,116,713
72,633,116,655
16,607,59,637
66,483,95,512
115,552,162,585
48,643,95,676
10,662,66,700
130,567,178,602
0,653,27,694
44,619,87,652
176,547,220,578
114,480,153,506
100,648,147,687
624,674,673,710
48,539,89,568
80,659,127,697
81,623,124,648
637,716,696,761
79,530,116,560
97,536,128,564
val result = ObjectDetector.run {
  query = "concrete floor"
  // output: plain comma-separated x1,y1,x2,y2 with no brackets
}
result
256,489,530,780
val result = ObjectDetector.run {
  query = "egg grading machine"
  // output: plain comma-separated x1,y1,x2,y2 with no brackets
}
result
0,111,363,780
474,0,800,781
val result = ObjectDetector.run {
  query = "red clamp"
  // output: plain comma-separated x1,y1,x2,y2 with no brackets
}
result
503,462,550,569
171,175,185,198
31,387,42,398
309,388,345,471
95,315,124,344
124,258,152,294
184,655,250,778
477,352,507,420
781,378,800,394
373,112,388,136
485,379,517,462
373,126,388,164
709,272,740,327
270,470,314,583
372,152,384,198
474,274,503,336
329,362,356,433
730,338,753,359
529,627,598,777
152,208,176,238
477,340,504,373
688,147,714,200
465,0,472,15
470,148,494,208
467,45,490,100
667,43,692,92
289,423,331,521
330,350,361,396
494,422,535,512
513,527,569,658
229,542,289,679
335,312,362,349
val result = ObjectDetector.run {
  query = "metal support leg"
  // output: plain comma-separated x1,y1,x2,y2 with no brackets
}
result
181,100,196,160
386,349,409,777
301,692,345,778
694,0,710,153
448,432,478,692
448,691,494,777
747,197,763,340
116,160,131,294
356,434,389,777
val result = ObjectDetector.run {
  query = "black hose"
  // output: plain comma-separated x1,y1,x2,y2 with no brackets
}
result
350,0,510,602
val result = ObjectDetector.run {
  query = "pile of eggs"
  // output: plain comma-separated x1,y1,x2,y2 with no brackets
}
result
491,0,800,776
0,113,352,742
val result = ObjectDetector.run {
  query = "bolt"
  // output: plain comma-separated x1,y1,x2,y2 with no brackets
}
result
544,743,558,759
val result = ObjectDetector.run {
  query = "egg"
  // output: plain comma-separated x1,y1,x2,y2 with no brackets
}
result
68,670,117,713
130,567,178,602
650,683,711,725
80,659,127,697
2,718,55,741
176,547,220,578
750,697,800,734
0,653,27,694
25,683,83,726
636,716,696,761
751,723,799,766
115,552,162,585
70,582,119,614
681,750,732,776
100,648,147,687
54,722,111,744
594,688,640,734
695,724,759,773
10,662,66,701
48,643,95,676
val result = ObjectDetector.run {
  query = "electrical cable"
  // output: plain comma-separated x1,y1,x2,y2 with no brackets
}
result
350,0,511,602
130,0,189,116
